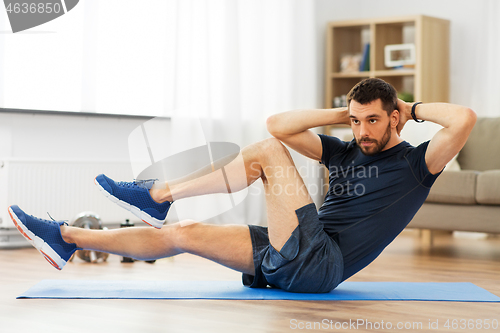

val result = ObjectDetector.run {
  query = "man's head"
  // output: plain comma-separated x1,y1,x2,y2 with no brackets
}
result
346,78,400,156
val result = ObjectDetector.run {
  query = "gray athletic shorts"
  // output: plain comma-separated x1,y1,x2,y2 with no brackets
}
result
242,203,344,293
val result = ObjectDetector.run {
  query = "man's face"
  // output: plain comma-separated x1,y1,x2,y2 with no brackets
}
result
349,99,393,156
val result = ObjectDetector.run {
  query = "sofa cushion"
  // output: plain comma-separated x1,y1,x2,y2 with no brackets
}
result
476,170,500,205
426,171,478,204
409,203,500,233
457,117,500,171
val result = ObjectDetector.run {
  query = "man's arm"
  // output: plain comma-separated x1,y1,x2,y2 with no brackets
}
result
397,100,477,175
266,108,350,161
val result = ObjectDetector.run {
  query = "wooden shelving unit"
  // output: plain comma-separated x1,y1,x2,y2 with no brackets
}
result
324,15,450,112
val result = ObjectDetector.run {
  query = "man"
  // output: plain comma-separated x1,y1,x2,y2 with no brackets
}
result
9,78,476,293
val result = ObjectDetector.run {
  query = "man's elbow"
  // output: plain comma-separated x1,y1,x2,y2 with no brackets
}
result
266,115,281,137
451,107,477,139
462,107,477,131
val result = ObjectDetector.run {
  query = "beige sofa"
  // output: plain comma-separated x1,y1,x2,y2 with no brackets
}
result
408,117,500,235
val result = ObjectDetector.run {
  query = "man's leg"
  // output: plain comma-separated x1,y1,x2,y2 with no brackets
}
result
61,222,254,274
63,138,313,273
150,137,313,251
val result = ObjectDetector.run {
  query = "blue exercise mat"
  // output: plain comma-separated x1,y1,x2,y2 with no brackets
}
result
18,280,500,302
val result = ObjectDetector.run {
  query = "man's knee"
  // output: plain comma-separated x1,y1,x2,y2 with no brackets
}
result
164,220,200,253
259,137,291,160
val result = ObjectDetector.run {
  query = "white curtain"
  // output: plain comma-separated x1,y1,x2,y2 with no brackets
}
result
0,0,319,225
468,0,500,117
117,0,320,225
151,0,320,225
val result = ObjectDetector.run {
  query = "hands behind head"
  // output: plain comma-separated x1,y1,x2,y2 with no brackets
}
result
395,99,411,136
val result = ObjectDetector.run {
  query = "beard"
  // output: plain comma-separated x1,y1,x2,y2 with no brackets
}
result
356,122,392,156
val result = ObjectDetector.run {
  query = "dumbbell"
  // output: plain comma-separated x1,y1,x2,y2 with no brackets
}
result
69,212,109,263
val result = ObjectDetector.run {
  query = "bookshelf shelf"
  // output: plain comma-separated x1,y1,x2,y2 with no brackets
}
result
330,69,416,79
330,72,370,78
373,69,416,76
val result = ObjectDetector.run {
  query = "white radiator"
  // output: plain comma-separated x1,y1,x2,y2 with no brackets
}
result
0,159,141,246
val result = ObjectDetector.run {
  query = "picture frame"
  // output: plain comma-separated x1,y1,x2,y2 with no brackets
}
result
384,43,416,68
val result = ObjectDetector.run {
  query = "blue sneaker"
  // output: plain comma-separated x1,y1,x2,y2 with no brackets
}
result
94,174,171,229
8,205,80,270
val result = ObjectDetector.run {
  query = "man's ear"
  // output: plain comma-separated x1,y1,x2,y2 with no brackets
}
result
391,109,400,128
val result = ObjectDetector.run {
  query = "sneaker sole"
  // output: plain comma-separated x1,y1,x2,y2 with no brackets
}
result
94,177,164,229
8,206,66,270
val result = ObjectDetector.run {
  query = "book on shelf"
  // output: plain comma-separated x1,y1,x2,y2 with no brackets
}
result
359,43,370,72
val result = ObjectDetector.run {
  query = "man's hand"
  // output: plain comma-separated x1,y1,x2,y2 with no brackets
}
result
396,99,411,136
335,107,352,127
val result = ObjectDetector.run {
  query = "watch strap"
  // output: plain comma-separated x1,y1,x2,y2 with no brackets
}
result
411,102,424,123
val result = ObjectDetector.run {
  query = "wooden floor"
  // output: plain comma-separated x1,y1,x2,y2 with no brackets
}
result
0,229,499,333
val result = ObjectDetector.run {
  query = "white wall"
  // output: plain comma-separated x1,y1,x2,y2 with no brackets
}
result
314,0,500,118
0,111,148,168
0,112,158,233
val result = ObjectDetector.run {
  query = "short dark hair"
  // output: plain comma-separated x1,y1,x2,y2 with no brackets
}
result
346,78,397,116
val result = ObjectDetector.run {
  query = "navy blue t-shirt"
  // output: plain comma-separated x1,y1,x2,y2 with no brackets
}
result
318,134,441,281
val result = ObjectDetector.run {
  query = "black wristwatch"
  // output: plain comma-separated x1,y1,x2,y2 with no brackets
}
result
411,102,424,123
